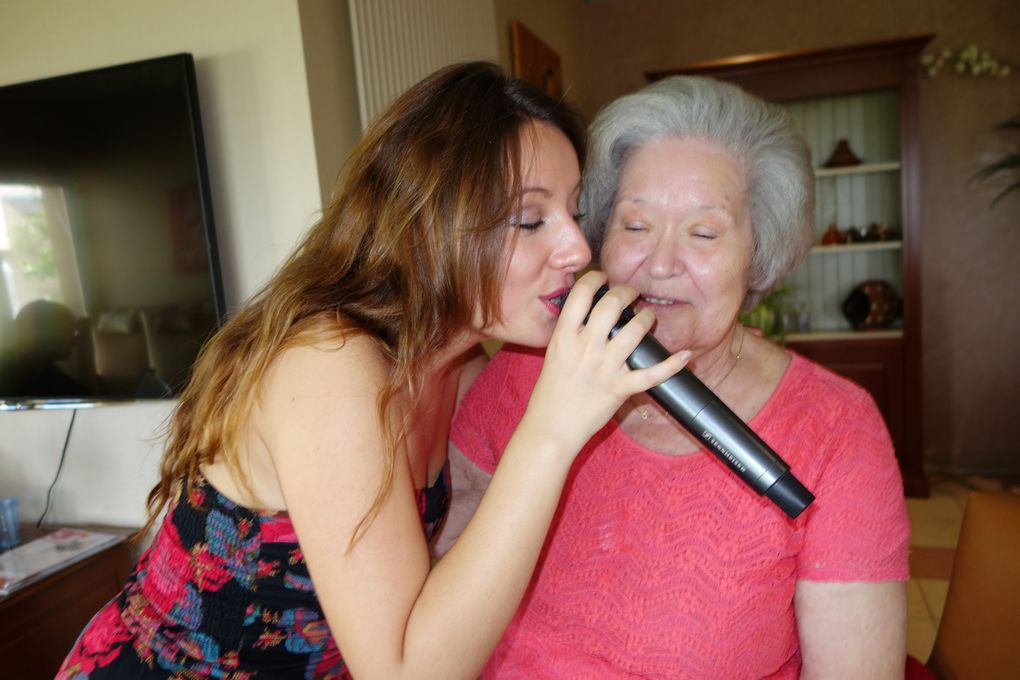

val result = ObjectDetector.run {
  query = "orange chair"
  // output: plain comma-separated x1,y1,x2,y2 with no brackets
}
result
927,491,1020,679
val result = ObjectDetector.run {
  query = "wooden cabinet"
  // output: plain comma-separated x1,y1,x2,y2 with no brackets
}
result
648,36,932,497
0,526,134,679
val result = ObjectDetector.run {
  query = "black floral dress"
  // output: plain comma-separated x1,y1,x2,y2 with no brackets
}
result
57,463,450,679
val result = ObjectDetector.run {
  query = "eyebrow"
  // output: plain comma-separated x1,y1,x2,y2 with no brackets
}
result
617,196,730,213
520,180,582,197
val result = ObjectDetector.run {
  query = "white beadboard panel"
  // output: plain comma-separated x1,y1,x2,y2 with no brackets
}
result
779,89,903,333
814,170,902,233
786,89,900,170
348,0,498,129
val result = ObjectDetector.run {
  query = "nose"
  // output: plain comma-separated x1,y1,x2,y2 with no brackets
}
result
647,232,683,279
550,220,592,271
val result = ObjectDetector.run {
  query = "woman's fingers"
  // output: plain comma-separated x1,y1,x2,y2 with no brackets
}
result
599,306,653,364
596,307,692,396
555,270,605,330
554,273,676,386
624,347,693,394
581,283,640,343
558,271,641,349
527,272,694,456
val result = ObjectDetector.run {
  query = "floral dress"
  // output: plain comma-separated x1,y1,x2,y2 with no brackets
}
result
57,462,450,679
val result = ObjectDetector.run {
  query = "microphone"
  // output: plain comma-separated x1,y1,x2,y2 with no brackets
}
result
588,285,814,519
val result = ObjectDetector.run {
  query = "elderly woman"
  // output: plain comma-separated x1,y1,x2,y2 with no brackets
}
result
438,76,909,679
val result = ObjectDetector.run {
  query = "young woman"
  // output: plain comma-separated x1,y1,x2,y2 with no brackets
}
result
57,62,688,679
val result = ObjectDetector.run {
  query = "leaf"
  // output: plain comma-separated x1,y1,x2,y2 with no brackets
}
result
990,179,1020,206
972,112,1020,208
994,116,1020,132
972,154,1020,183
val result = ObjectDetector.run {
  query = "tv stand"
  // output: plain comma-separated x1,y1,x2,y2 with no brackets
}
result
0,525,134,679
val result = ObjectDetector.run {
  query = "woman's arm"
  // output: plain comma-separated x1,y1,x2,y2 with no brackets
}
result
795,580,906,679
263,274,691,680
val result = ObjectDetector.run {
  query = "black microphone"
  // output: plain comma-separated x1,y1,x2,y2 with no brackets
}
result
588,285,814,519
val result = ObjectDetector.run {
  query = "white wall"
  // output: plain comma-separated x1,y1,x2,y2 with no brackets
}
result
297,0,364,208
0,0,325,528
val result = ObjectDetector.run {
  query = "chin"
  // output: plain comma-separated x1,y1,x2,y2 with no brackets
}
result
484,310,558,348
503,334,551,349
648,325,692,351
492,326,554,349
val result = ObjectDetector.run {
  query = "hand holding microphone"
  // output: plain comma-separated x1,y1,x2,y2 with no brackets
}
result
586,285,814,519
521,272,692,459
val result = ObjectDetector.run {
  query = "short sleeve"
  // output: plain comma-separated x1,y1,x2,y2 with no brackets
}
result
796,388,910,582
451,347,545,475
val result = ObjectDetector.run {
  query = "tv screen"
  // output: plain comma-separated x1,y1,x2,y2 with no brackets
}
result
0,54,224,408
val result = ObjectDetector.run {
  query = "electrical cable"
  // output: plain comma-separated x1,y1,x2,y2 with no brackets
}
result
37,408,77,527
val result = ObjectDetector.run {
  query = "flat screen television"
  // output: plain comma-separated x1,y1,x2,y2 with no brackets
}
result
0,53,225,409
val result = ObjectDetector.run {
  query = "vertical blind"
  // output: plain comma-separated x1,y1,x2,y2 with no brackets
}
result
348,0,498,129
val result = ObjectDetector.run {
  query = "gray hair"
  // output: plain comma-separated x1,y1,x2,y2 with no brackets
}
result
581,76,814,309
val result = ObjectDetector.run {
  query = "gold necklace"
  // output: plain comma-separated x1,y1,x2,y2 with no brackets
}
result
636,325,745,421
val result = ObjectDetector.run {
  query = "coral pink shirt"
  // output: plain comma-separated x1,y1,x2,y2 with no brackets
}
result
452,347,910,679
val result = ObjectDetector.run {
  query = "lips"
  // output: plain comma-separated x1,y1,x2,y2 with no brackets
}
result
542,286,573,311
640,295,678,305
547,291,681,311
548,291,569,309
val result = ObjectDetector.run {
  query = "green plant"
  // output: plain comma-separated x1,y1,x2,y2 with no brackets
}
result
741,282,791,343
972,113,1020,207
921,44,1013,78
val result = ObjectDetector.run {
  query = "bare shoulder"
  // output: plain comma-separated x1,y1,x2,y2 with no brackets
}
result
252,320,407,542
255,322,392,453
262,323,388,402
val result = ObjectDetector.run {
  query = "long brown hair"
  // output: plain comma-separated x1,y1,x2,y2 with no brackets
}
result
139,62,584,542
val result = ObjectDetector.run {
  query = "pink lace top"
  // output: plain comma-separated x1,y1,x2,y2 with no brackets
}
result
452,347,910,679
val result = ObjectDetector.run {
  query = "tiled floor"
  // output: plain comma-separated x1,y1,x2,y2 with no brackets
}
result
905,471,1020,662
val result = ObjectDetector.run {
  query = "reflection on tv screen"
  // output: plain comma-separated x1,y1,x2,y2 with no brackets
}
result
0,54,224,406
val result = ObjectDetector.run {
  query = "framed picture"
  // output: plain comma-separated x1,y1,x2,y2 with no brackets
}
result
510,20,563,99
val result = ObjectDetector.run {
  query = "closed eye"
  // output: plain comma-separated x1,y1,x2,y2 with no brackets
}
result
692,225,718,239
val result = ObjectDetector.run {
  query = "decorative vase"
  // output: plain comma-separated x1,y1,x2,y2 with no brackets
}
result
821,223,845,245
841,280,901,330
824,139,862,168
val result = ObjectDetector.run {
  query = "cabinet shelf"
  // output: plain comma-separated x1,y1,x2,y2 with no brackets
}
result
809,241,902,254
814,161,901,178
